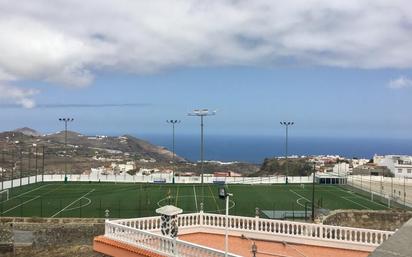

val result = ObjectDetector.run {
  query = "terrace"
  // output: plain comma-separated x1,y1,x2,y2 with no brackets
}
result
93,211,394,257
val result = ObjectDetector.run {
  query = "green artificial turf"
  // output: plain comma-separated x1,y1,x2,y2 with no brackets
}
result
0,182,390,219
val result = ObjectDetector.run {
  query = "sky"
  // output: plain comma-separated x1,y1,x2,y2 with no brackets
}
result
0,0,412,139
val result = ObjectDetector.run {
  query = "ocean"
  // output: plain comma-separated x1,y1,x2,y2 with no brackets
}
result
136,134,412,164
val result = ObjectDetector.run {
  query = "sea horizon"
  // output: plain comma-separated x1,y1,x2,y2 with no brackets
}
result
126,134,412,164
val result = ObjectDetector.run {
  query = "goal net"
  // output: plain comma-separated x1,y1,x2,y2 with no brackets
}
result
0,189,9,202
371,191,391,208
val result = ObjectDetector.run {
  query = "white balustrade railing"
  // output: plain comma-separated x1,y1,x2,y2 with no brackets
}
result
110,212,394,248
198,213,393,246
105,220,242,257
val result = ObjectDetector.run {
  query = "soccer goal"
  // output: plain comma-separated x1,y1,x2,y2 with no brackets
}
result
0,189,9,202
371,191,391,208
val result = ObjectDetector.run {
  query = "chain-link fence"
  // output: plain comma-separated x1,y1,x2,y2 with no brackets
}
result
346,175,412,209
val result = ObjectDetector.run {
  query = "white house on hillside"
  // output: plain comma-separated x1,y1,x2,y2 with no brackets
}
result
373,155,412,178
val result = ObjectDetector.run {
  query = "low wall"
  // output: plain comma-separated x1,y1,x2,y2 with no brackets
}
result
0,217,104,254
322,210,412,231
0,174,315,190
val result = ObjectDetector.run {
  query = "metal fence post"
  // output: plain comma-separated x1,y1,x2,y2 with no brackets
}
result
60,199,62,218
20,198,23,217
118,200,121,218
99,199,102,218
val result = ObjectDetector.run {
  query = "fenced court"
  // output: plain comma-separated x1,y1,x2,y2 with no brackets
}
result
0,182,395,219
346,175,412,208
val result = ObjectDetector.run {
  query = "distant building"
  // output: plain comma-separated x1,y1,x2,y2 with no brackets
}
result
178,172,196,177
111,162,135,173
352,164,391,176
138,158,156,163
351,158,370,168
332,162,350,175
374,155,412,178
139,168,160,175
213,171,242,177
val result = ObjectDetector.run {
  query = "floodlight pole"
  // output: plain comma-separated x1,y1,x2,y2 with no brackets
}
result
34,144,38,183
312,163,316,222
59,118,74,182
42,145,45,183
11,149,14,189
188,109,216,204
1,149,4,190
166,120,181,184
280,121,294,182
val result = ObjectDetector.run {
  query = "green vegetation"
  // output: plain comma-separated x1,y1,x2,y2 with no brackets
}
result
0,182,391,219
255,158,313,176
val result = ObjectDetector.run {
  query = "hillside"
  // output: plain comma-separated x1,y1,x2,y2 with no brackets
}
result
42,131,185,162
0,128,186,175
0,128,260,176
251,157,313,176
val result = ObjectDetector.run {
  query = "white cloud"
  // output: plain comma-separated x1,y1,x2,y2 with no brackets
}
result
0,83,39,108
388,76,412,89
0,0,412,106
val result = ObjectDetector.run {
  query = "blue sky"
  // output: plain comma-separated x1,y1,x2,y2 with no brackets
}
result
1,66,412,139
0,1,412,139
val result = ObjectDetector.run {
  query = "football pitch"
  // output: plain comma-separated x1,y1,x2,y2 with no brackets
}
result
0,182,391,219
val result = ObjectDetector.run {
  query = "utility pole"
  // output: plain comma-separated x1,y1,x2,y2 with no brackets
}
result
59,118,74,182
166,120,181,184
188,109,216,204
280,121,294,183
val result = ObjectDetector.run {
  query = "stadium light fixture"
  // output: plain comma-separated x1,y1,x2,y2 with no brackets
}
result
280,121,294,183
166,120,181,184
188,109,216,204
58,118,74,182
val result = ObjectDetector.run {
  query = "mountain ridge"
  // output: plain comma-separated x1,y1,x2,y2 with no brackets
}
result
0,127,186,163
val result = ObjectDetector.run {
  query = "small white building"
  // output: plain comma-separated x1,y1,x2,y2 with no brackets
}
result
332,162,350,175
374,155,412,178
351,158,370,168
118,163,135,172
111,162,135,173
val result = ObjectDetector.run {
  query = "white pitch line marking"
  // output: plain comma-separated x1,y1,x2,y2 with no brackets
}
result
65,197,92,211
289,189,312,208
1,184,49,203
50,189,95,218
289,189,311,201
193,185,198,212
335,187,388,209
341,196,371,210
2,196,41,214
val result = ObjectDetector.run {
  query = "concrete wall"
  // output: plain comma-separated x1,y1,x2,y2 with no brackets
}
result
322,210,412,231
0,174,316,191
